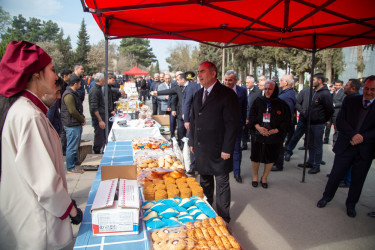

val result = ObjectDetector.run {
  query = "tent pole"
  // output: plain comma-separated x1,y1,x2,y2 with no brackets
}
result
222,46,225,81
104,37,109,144
302,33,316,183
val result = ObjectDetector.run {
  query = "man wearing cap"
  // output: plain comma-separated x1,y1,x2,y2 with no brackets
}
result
0,41,82,249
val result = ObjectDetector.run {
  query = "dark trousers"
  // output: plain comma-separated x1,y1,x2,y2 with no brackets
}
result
307,123,325,168
241,125,249,147
275,140,286,167
170,114,177,137
186,129,196,172
323,118,332,142
233,129,243,176
200,174,231,223
93,121,106,154
323,146,373,209
61,127,67,155
152,102,158,115
177,118,186,148
285,118,307,155
139,90,147,103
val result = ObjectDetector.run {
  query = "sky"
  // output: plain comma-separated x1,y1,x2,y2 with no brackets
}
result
1,0,198,71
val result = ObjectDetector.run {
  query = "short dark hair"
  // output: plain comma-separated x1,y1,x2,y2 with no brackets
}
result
108,73,115,79
55,77,64,87
334,80,343,85
348,78,361,91
68,74,81,86
365,75,375,83
178,73,187,81
60,68,72,77
313,73,325,83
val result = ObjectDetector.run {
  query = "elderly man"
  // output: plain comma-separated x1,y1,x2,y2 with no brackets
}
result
317,76,375,218
258,75,266,95
272,75,296,171
243,75,262,150
150,73,161,115
89,73,106,154
224,70,247,183
157,73,173,115
189,61,239,222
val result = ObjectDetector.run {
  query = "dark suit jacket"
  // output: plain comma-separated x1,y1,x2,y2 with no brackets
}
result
332,88,345,117
183,81,201,123
188,81,240,175
235,86,248,128
157,85,184,120
246,85,262,120
333,95,375,159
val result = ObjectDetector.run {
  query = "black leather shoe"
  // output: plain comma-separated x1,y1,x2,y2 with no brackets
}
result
271,165,283,171
297,162,313,168
347,208,357,218
241,145,248,150
367,211,375,217
298,146,306,150
317,198,329,208
260,180,268,189
234,175,242,183
326,174,330,177
308,167,320,174
284,153,292,161
339,180,350,188
252,181,258,187
186,170,195,176
323,140,329,144
321,160,326,165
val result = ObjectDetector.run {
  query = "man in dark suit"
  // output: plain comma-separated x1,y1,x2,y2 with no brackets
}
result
324,80,345,145
317,76,375,218
242,76,261,150
189,61,239,223
183,71,201,175
224,70,247,183
150,73,160,115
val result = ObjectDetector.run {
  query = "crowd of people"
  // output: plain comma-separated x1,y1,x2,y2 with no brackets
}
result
0,40,374,248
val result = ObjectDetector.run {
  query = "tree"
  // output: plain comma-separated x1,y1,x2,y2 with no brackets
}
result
75,19,91,70
166,43,200,72
56,30,73,70
119,38,156,67
356,45,365,78
155,61,160,73
198,43,223,76
87,40,117,73
36,41,64,70
0,6,11,34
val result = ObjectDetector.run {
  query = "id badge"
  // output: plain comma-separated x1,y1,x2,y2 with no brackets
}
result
263,113,271,123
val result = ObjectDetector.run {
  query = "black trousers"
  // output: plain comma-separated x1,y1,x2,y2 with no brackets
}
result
323,145,373,209
93,121,106,154
177,118,186,148
200,174,231,223
152,102,158,115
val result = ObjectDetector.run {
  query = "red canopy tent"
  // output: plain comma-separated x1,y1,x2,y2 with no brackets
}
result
81,0,375,179
123,66,149,75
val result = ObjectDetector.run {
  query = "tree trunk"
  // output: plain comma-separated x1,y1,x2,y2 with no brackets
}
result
325,55,332,83
299,72,304,91
222,48,225,81
249,60,254,75
356,45,364,78
262,63,265,76
254,61,257,80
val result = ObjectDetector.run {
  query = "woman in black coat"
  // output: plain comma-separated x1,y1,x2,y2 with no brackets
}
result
249,80,291,188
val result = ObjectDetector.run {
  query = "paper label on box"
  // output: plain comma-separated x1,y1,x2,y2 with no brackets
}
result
92,179,118,210
98,211,134,233
118,179,139,208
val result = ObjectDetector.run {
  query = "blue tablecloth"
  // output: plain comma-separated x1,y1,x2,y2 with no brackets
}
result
74,141,151,249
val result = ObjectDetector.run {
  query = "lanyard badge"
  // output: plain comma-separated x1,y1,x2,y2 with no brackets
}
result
263,102,271,123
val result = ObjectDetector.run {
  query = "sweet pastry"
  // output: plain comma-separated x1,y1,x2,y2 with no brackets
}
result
166,239,186,250
207,240,218,249
201,227,211,241
153,179,164,185
209,217,218,227
167,189,179,198
155,190,167,201
212,226,223,236
213,236,225,249
151,229,163,242
194,228,204,240
164,178,176,185
154,183,166,190
185,221,194,230
157,228,172,239
184,238,195,250
193,220,202,228
170,171,182,178
207,227,216,238
180,187,191,198
202,218,210,228
176,178,187,185
227,235,241,249
220,236,232,249
219,225,230,236
153,239,169,250
186,229,197,241
215,216,226,226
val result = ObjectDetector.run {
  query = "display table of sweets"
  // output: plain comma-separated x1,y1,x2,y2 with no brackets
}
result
74,141,241,249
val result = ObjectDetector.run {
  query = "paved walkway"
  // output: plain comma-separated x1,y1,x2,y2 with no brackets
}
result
64,96,375,250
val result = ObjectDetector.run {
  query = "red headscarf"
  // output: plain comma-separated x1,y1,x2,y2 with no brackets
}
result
0,41,52,97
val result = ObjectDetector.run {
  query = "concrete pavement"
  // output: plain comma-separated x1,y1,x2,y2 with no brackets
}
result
64,96,375,250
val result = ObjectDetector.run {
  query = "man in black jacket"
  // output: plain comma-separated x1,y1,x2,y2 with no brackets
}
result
89,73,106,154
303,74,333,174
189,61,239,223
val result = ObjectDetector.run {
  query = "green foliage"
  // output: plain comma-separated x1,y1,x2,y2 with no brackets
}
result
119,38,156,67
56,30,73,70
166,43,200,72
198,43,223,76
74,19,91,70
155,61,160,73
0,6,11,34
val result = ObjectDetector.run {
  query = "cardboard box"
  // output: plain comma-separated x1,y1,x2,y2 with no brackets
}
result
152,115,170,126
91,165,140,236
